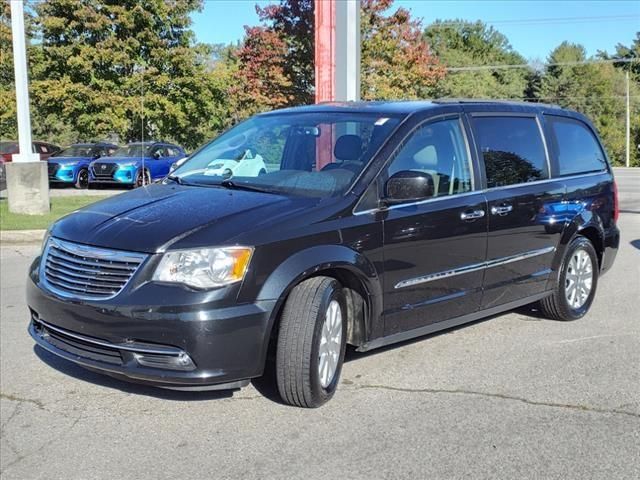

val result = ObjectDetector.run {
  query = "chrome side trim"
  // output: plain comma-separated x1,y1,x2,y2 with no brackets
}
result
394,246,556,289
34,318,184,356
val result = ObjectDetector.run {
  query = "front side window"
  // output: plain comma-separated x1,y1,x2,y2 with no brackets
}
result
547,116,607,176
173,113,401,198
473,116,548,188
53,145,94,158
386,118,473,198
113,144,152,158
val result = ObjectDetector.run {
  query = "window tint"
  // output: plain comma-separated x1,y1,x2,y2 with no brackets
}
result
547,116,607,175
473,116,548,187
387,118,473,197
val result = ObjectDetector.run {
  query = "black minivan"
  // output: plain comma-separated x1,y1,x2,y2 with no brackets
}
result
28,100,620,407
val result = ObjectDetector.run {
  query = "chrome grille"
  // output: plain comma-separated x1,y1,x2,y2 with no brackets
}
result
91,162,117,180
42,238,147,300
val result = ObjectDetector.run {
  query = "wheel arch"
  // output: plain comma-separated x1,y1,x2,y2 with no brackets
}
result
552,210,605,276
257,245,383,367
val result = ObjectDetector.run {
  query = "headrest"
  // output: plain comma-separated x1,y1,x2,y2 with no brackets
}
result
334,135,363,161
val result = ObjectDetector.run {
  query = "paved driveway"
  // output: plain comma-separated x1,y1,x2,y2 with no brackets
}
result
1,170,638,479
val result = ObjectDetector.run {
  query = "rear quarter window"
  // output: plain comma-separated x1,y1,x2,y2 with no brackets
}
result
546,116,607,176
472,115,548,188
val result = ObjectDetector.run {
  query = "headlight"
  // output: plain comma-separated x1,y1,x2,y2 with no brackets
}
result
41,230,51,255
118,162,138,168
153,247,253,289
60,162,78,167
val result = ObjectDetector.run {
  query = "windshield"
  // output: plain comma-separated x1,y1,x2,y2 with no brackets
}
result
53,145,95,157
113,144,151,157
172,112,401,198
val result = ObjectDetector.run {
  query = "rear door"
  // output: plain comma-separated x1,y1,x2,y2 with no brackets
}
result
470,113,565,309
381,115,488,336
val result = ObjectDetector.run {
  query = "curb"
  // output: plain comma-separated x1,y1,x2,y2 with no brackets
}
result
0,229,46,245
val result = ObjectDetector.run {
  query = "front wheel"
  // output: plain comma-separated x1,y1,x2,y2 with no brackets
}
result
539,236,599,321
134,169,151,188
276,277,347,408
74,168,89,189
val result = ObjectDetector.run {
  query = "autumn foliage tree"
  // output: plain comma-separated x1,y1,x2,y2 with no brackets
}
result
230,0,445,117
360,0,444,100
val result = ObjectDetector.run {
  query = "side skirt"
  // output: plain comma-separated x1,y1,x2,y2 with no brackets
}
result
357,290,552,352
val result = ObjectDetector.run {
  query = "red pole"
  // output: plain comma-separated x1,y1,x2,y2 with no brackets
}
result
314,0,335,103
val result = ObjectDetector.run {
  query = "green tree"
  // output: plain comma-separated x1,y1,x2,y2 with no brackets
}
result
598,32,640,77
537,41,639,166
424,20,529,99
30,0,226,150
231,0,445,117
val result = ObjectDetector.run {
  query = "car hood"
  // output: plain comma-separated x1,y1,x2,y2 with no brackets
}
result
50,183,319,253
49,156,91,164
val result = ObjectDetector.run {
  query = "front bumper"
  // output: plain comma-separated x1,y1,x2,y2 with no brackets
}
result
27,266,277,390
89,166,137,184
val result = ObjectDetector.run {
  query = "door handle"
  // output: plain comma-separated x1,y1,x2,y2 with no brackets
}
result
460,209,485,221
491,204,513,216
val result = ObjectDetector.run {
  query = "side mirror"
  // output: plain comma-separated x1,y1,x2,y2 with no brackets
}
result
384,170,434,204
153,152,161,159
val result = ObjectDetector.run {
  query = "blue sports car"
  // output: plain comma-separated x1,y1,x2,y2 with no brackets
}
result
89,142,186,187
48,143,117,189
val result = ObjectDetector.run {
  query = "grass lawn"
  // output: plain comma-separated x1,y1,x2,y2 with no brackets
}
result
0,196,110,231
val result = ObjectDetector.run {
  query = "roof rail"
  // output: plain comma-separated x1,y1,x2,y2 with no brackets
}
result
432,98,562,109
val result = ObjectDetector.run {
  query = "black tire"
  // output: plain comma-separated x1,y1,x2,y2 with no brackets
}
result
134,169,151,188
276,276,347,408
539,236,599,321
74,168,89,189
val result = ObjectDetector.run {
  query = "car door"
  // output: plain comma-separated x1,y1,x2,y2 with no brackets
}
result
470,113,565,309
147,146,166,179
381,116,488,336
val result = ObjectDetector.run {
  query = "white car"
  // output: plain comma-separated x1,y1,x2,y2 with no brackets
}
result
204,149,267,178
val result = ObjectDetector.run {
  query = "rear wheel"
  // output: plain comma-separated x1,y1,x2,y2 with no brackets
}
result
539,236,598,321
276,277,347,408
74,168,89,189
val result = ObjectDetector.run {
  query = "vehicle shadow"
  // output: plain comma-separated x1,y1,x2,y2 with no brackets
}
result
34,304,547,405
343,305,547,363
631,239,640,250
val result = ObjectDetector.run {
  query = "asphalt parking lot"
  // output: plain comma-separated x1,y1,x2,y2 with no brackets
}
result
1,169,638,479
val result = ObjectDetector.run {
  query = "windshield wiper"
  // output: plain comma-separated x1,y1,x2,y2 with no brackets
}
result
218,179,276,194
166,174,185,185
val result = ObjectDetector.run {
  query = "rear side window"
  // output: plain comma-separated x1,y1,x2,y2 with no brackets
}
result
547,116,607,176
473,116,548,188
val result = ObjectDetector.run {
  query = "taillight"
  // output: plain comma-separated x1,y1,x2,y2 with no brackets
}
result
613,179,619,222
1,153,11,162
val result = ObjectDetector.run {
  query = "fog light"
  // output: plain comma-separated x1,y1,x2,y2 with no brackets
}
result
133,352,195,371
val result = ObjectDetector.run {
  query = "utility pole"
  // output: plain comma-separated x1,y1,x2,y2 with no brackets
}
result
626,70,631,168
6,0,50,214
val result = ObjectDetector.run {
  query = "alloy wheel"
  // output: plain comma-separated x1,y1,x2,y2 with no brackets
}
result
565,248,593,309
318,299,343,388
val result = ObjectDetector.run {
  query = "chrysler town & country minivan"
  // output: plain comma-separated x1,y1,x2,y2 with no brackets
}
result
28,100,619,407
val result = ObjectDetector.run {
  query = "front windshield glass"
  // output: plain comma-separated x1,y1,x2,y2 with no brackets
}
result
113,144,151,157
172,112,401,198
53,145,95,157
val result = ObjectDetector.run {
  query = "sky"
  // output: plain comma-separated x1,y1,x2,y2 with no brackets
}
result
191,0,640,61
